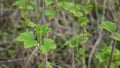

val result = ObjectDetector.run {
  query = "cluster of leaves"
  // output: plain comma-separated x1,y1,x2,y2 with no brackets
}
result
44,0,56,19
13,0,57,68
16,24,56,54
65,33,89,48
16,31,37,48
99,21,120,41
14,0,56,54
96,20,120,67
95,46,120,68
13,0,120,68
13,0,35,10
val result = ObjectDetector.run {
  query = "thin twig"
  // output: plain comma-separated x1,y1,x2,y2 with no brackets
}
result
108,40,116,68
88,0,107,68
71,48,75,68
32,52,63,68
25,44,39,67
44,54,48,68
1,58,23,63
88,29,102,68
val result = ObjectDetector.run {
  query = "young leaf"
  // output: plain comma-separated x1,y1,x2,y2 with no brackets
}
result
95,46,120,63
45,0,53,6
35,25,51,36
65,35,85,48
13,0,25,9
99,21,117,32
77,48,86,59
73,11,83,18
40,38,56,54
111,33,120,41
35,25,51,42
79,17,89,26
26,5,34,10
81,4,93,14
44,9,56,19
27,19,37,28
95,46,111,63
59,1,83,17
59,2,79,11
24,40,37,48
13,0,34,10
65,39,78,48
16,31,37,48
95,52,107,63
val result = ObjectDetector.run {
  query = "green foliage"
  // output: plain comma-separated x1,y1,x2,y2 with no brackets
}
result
35,25,51,41
58,1,92,27
8,50,15,58
26,19,37,28
65,37,82,48
40,38,56,54
16,31,37,48
111,32,120,41
81,4,93,14
79,17,89,26
77,48,86,59
95,46,111,63
35,25,51,36
58,0,65,2
13,0,35,10
99,21,117,33
59,1,83,17
13,0,26,9
45,0,53,6
13,0,120,68
39,62,53,68
95,46,120,67
65,34,87,48
44,9,56,19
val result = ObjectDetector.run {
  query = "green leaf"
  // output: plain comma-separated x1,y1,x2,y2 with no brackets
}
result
77,48,86,59
44,9,56,19
99,21,117,32
95,46,120,64
59,2,79,11
16,31,37,48
16,31,33,41
40,38,56,54
39,62,53,68
73,11,83,18
13,0,34,10
45,0,53,5
39,63,44,68
26,19,37,28
111,33,120,41
95,52,107,63
13,0,25,9
81,4,93,14
35,25,51,42
79,17,89,26
65,35,85,48
35,25,51,37
65,39,78,48
59,1,83,17
26,5,34,10
8,50,14,58
24,40,37,48
95,46,111,63
113,54,120,62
